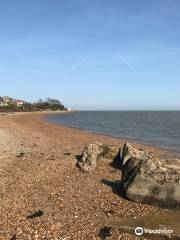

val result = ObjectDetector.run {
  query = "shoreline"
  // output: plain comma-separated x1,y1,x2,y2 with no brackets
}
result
0,109,73,115
44,112,180,158
2,110,177,164
2,110,180,155
0,113,179,239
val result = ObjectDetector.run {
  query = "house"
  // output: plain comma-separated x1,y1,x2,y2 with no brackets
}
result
3,96,12,103
14,100,25,107
0,96,25,108
0,102,8,107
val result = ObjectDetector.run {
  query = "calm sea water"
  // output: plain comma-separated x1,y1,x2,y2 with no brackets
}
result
46,111,180,152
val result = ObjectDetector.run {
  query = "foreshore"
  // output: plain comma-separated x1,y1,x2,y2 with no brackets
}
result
0,113,178,239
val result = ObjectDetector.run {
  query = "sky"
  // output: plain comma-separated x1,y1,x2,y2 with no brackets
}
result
0,0,180,110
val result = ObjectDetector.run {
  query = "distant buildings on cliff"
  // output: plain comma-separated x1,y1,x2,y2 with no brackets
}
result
0,96,25,107
0,96,67,112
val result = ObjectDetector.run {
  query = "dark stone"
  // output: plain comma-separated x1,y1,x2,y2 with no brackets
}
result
26,209,44,219
16,152,25,158
121,143,180,209
99,227,112,240
10,235,16,240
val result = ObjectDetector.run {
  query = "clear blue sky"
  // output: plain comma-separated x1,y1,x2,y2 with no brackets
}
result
0,0,180,110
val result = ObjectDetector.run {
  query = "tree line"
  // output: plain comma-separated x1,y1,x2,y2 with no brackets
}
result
0,97,66,112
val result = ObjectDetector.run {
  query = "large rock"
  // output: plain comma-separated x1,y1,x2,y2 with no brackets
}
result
78,142,120,172
121,142,154,164
121,142,155,180
121,143,180,209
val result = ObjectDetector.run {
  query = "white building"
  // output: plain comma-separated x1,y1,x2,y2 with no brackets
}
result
0,102,8,107
15,100,25,107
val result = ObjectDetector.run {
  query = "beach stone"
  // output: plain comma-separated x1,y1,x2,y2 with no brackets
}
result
121,143,180,209
78,142,120,172
121,142,154,165
121,142,155,180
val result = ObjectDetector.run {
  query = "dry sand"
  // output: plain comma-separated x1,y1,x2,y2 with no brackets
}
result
0,113,177,240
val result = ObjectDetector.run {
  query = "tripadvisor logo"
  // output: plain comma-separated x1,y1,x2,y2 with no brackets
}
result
135,227,174,237
135,227,144,236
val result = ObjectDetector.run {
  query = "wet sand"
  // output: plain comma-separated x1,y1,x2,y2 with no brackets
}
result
0,113,179,239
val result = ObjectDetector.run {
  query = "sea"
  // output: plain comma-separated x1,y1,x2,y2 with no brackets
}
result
46,111,180,153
